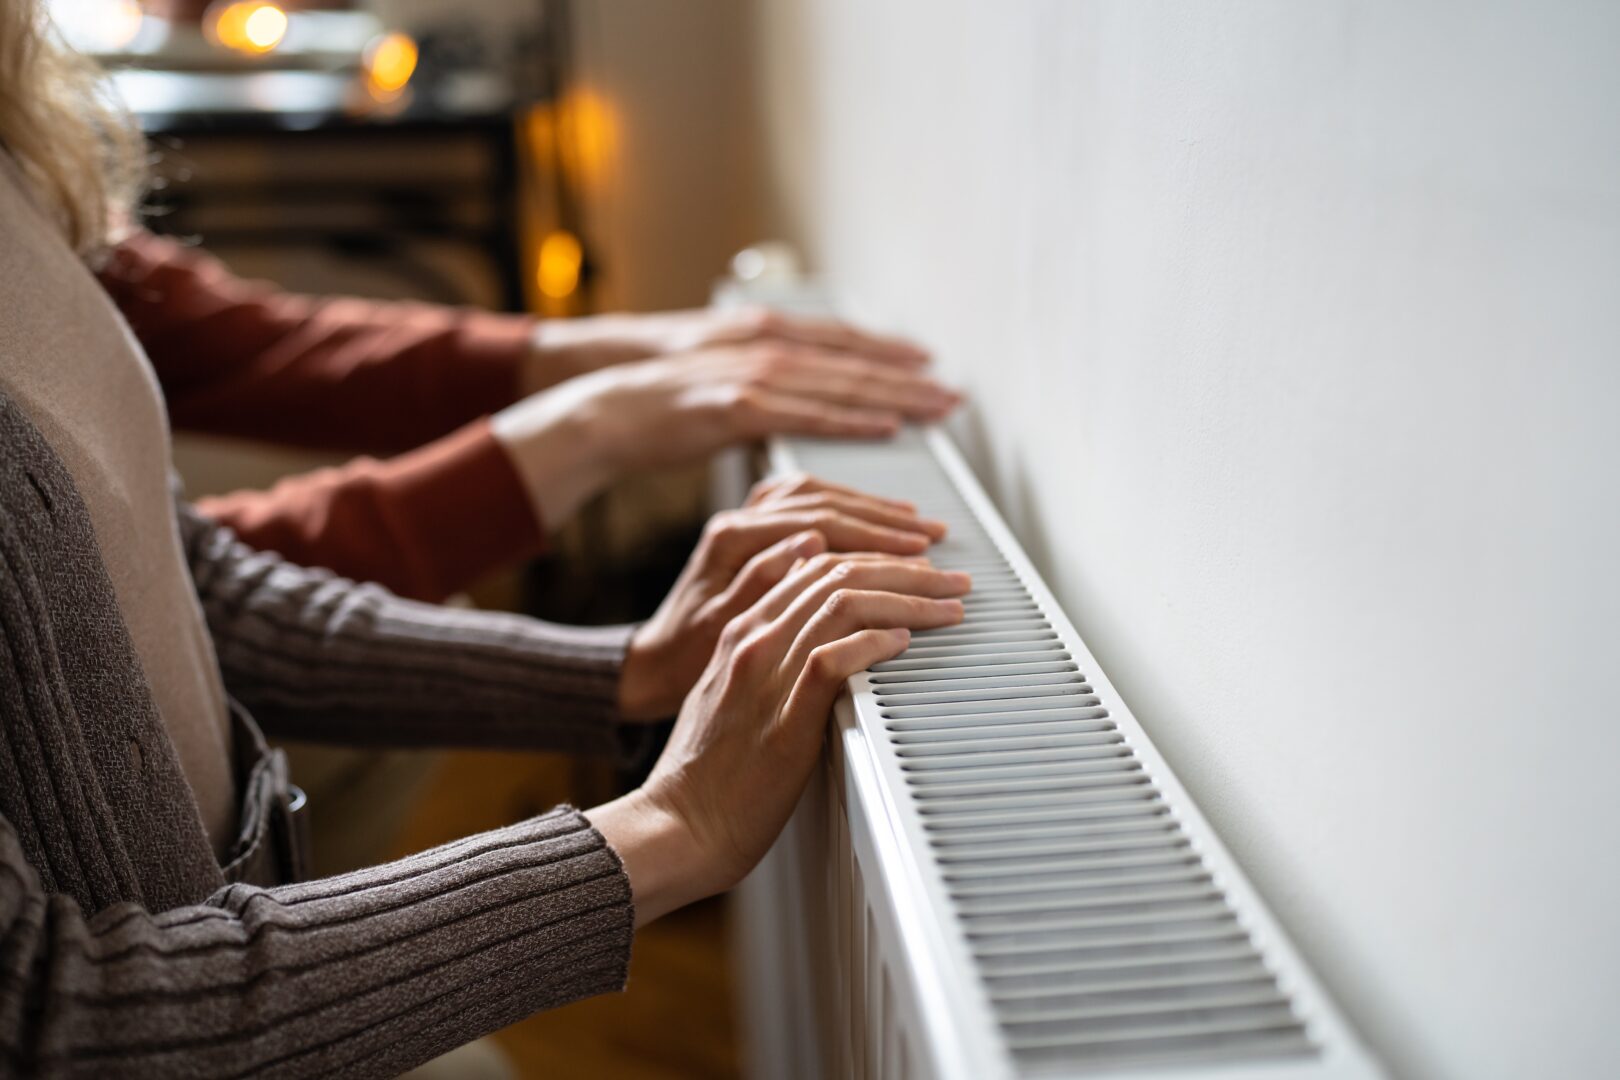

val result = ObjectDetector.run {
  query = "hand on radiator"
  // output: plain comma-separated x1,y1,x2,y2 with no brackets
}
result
619,474,950,721
522,304,933,387
490,340,961,526
588,537,971,926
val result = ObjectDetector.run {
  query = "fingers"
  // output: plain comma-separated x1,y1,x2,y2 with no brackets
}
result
746,472,915,514
762,348,960,420
748,553,967,629
735,559,966,674
777,628,913,739
704,507,939,572
714,529,826,618
722,558,966,675
763,492,946,540
735,387,903,440
747,510,933,557
763,586,965,736
754,309,930,368
774,580,964,672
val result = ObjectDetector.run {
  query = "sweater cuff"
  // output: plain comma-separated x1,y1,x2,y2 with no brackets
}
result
202,806,634,1078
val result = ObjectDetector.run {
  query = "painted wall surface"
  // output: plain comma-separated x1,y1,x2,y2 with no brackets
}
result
373,0,761,310
754,3,1620,1077
570,0,762,310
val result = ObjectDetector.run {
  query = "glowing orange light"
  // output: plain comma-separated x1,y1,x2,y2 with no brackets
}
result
526,105,556,163
537,231,583,300
364,32,418,98
557,88,619,190
242,5,287,49
206,1,288,55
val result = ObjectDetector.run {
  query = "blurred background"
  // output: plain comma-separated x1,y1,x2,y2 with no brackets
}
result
58,2,1620,1078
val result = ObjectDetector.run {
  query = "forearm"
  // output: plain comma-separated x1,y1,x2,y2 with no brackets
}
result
0,809,632,1078
585,792,716,929
103,231,535,454
521,314,657,394
490,369,620,527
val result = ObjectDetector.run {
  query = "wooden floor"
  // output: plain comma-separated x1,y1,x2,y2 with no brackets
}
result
389,749,743,1080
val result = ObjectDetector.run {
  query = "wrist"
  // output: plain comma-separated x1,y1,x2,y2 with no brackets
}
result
585,789,711,927
525,321,592,393
527,316,649,393
619,629,676,722
490,376,619,526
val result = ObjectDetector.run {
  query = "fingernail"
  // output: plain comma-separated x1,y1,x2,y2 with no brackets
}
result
890,627,912,645
795,532,825,555
948,571,973,588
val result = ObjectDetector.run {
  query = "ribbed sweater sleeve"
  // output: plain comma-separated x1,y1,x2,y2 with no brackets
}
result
0,807,633,1079
0,452,634,1077
176,504,637,753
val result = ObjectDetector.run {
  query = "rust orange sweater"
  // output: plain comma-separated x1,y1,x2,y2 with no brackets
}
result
99,231,544,602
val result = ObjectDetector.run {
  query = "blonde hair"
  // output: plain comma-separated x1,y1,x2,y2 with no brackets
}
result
0,0,146,257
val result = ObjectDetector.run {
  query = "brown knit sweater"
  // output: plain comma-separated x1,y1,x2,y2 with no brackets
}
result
0,388,639,1077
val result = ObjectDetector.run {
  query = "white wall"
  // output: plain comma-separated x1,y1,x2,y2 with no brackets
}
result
571,0,762,310
754,3,1620,1077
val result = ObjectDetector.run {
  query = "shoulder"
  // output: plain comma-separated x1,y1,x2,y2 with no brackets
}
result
0,385,86,548
0,385,126,654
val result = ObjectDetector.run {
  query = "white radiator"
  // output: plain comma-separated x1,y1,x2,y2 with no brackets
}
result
733,425,1383,1080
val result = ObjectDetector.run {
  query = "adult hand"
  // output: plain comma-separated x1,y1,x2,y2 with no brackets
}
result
588,547,972,924
490,344,962,525
526,305,930,388
619,474,949,721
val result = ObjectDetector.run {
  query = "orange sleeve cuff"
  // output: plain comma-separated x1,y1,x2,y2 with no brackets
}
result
104,230,539,453
438,311,538,416
195,418,546,603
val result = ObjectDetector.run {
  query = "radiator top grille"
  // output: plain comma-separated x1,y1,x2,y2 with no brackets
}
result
778,427,1378,1078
